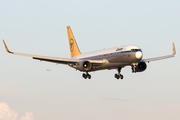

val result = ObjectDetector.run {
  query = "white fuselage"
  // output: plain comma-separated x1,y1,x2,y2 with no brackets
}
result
72,45,143,71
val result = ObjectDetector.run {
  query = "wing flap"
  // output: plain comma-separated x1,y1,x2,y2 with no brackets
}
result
33,57,68,65
32,56,80,64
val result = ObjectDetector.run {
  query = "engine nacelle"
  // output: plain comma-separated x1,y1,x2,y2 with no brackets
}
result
77,61,92,71
133,61,147,72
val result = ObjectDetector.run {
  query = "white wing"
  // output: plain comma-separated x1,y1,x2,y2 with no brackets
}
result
2,40,103,65
143,42,176,62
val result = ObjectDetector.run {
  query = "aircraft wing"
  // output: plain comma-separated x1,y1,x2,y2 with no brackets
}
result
143,42,176,63
2,40,104,65
2,40,81,65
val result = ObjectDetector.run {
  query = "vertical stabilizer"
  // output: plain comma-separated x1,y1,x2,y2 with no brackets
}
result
67,26,81,58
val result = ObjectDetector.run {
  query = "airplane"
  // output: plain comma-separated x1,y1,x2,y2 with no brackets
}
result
2,26,176,79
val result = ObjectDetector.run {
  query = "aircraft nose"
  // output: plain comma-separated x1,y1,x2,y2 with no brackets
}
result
136,51,142,59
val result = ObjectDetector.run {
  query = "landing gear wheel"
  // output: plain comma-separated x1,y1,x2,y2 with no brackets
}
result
82,73,86,78
114,74,120,79
114,67,124,80
88,75,91,79
115,74,118,78
82,73,91,79
120,75,124,79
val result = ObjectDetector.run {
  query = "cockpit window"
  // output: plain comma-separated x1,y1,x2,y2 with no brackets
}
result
130,49,141,52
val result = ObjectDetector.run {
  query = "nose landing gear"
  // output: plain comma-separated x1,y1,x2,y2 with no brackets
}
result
82,72,91,79
131,63,138,73
114,67,124,79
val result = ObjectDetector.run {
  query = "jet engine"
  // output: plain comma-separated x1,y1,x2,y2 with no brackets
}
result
77,61,92,71
132,61,147,72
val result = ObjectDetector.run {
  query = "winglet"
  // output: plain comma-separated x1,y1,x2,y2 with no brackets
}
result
172,42,176,55
2,39,13,53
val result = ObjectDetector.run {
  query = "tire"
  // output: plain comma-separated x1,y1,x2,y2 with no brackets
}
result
115,74,118,78
83,73,87,79
120,75,123,79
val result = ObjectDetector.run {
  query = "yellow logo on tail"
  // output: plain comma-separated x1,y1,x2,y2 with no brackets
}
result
67,26,81,58
70,38,74,52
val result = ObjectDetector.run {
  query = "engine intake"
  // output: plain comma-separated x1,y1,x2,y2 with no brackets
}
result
133,61,147,72
77,61,92,71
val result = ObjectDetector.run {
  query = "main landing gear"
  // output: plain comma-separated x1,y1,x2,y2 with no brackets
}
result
131,63,137,73
82,72,91,79
114,67,124,79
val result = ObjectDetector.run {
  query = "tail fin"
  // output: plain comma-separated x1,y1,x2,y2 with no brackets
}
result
67,26,81,58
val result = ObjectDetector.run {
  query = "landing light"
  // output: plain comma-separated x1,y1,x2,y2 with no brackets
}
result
136,51,143,59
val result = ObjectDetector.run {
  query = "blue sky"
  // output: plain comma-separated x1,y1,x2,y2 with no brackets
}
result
0,0,180,120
